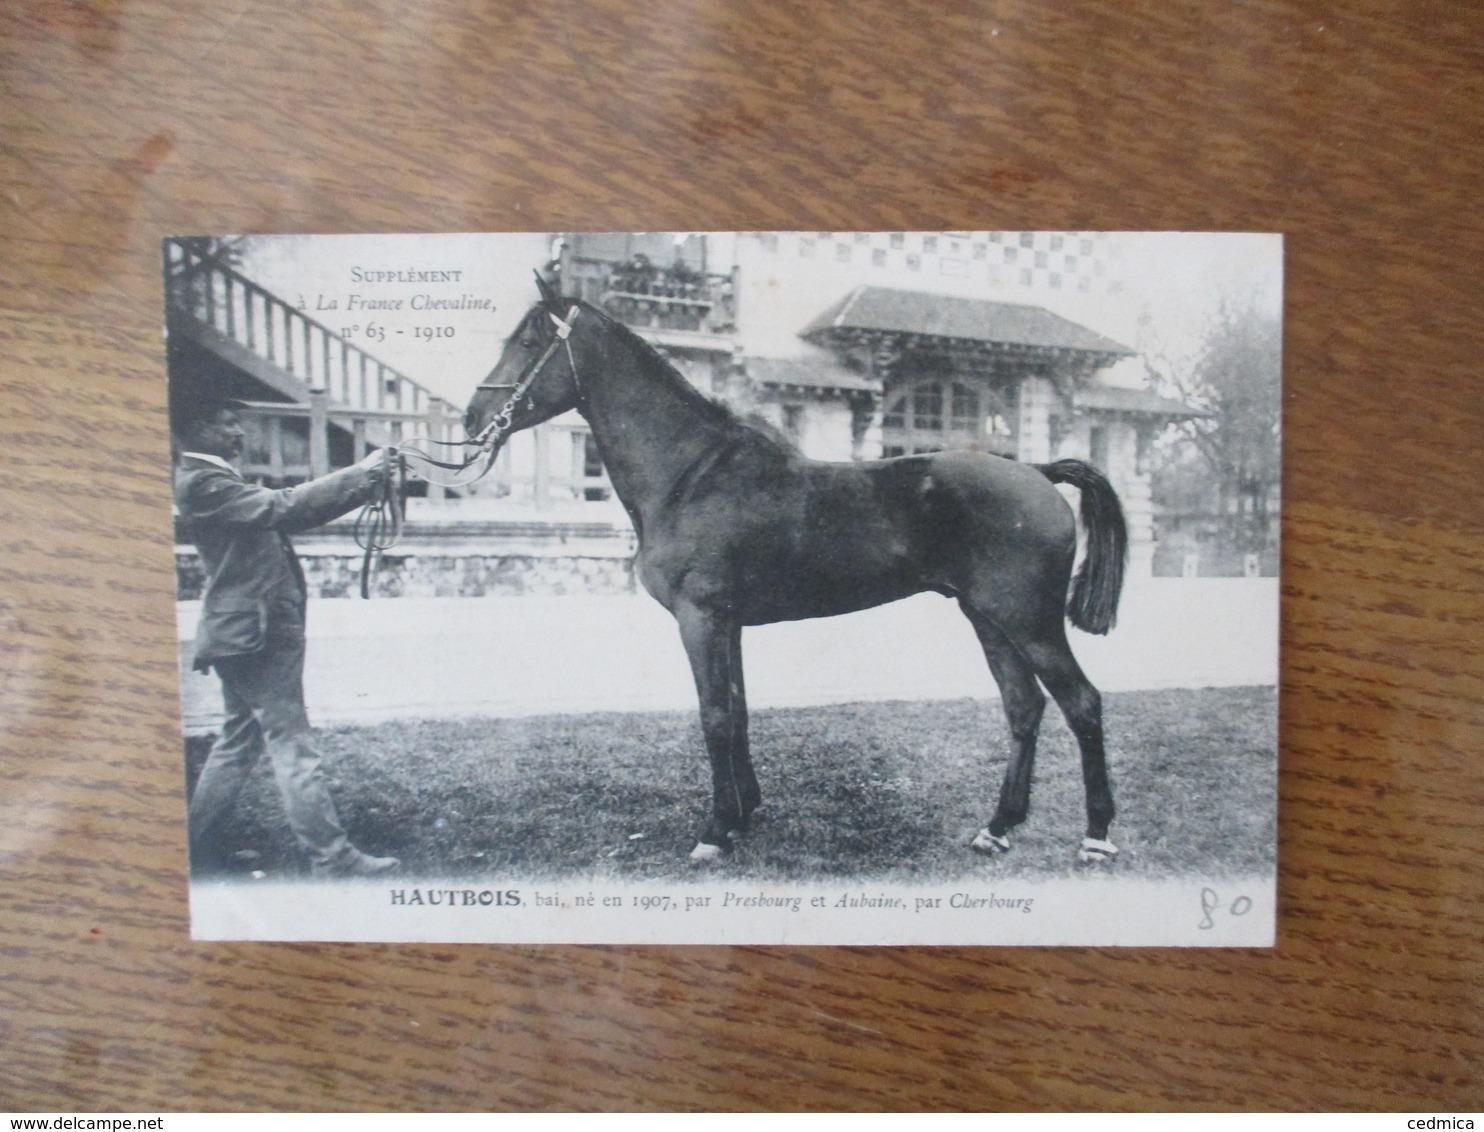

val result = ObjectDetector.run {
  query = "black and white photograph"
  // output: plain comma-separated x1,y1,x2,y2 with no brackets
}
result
164,230,1281,945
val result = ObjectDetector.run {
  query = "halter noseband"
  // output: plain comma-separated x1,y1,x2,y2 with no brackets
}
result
472,304,583,443
356,303,584,598
400,304,584,481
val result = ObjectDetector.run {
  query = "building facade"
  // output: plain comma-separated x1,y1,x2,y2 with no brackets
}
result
167,232,1204,589
534,231,1199,575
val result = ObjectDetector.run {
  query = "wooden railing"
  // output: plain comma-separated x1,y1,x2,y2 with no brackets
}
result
164,238,462,489
459,423,614,507
163,238,447,418
164,240,616,506
225,398,461,489
562,256,738,335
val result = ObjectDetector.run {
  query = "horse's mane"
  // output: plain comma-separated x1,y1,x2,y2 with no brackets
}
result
566,298,799,456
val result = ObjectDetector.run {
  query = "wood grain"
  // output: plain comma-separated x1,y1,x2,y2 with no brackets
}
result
2,0,1481,1111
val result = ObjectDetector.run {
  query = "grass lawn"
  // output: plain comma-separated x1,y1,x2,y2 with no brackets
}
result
187,686,1276,883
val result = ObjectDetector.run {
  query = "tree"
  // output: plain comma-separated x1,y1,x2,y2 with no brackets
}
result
1147,295,1282,557
166,236,247,316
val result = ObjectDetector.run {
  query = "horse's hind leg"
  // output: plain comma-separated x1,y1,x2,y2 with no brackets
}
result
961,605,1046,856
1015,625,1118,863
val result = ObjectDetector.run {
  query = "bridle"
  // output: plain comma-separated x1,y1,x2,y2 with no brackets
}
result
353,303,583,597
392,303,584,487
471,303,583,445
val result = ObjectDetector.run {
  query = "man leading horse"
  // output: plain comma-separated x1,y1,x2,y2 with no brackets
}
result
174,396,400,879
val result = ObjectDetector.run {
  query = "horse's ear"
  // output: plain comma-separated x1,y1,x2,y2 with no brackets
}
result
534,271,561,308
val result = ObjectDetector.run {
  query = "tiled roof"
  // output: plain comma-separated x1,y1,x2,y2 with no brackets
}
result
745,355,879,393
1073,385,1208,417
802,285,1134,357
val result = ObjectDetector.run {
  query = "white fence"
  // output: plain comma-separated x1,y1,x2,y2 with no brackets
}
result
178,578,1278,730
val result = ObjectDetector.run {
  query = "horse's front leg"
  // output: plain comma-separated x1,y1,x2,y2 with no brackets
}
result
728,625,760,821
674,602,755,862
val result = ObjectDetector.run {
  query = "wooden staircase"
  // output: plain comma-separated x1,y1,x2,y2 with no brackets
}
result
163,237,461,488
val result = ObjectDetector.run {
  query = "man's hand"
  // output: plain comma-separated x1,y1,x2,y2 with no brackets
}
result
356,447,395,483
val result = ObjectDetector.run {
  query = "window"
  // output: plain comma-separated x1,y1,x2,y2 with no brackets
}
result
890,233,905,249
872,248,887,266
912,383,943,431
582,433,604,478
782,403,804,439
950,384,979,431
1019,232,1034,248
574,432,610,500
1090,426,1109,471
882,379,1018,458
923,236,938,253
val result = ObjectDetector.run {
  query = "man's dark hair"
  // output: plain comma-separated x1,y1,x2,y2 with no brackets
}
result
172,394,247,443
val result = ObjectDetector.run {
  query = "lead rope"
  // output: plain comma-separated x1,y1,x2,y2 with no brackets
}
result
353,445,404,599
388,305,580,488
352,304,582,596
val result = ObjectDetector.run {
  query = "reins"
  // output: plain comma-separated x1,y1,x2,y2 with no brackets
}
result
353,445,404,600
470,304,583,440
351,304,582,598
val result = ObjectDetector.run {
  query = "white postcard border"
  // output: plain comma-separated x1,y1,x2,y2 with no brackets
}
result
191,875,1276,947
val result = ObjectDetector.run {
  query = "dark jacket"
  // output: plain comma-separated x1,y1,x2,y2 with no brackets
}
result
175,456,377,671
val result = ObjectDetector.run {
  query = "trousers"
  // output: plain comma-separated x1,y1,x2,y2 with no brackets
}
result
186,600,354,870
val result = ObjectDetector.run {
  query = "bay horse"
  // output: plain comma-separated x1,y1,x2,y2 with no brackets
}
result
464,277,1128,865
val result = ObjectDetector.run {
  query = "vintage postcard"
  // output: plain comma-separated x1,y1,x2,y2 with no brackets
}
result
164,231,1281,945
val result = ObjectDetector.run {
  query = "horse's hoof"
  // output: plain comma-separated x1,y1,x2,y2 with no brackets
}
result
1077,837,1119,864
970,828,1011,855
689,842,725,865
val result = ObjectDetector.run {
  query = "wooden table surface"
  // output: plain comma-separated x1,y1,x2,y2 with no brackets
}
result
2,0,1481,1112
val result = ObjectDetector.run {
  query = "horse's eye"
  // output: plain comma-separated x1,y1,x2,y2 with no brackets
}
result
519,338,536,349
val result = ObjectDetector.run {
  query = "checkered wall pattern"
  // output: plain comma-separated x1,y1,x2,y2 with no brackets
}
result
757,231,1121,296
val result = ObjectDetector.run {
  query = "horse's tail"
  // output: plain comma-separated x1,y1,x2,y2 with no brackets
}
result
1035,458,1127,635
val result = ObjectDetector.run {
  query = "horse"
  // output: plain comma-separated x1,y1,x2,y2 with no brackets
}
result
463,276,1128,865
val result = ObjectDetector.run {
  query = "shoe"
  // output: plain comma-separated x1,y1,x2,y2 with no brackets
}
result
312,849,400,878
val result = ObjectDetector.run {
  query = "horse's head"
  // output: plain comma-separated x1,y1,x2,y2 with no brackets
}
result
463,274,585,450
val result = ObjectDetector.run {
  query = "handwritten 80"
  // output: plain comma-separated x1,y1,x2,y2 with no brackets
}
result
1199,887,1253,930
